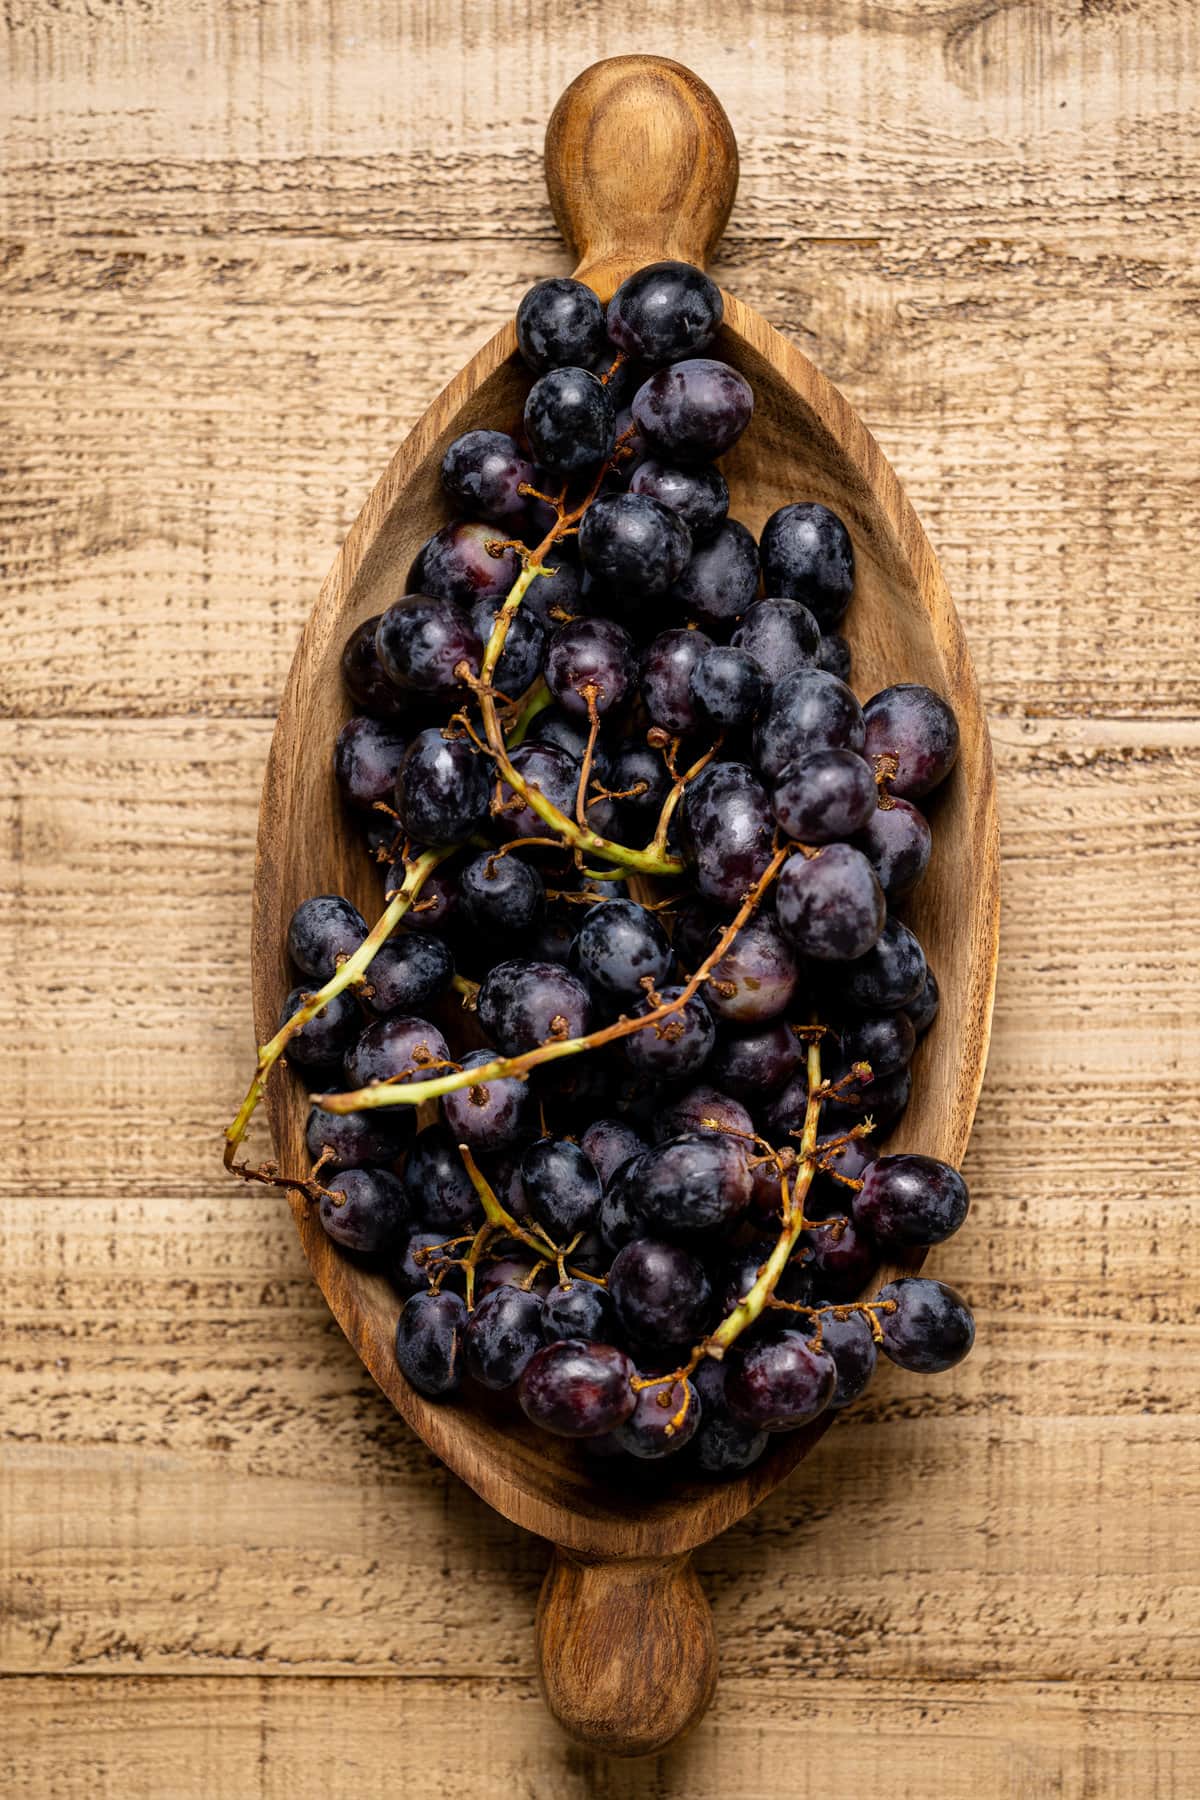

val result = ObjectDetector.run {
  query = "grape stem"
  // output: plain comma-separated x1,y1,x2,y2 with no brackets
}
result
313,845,791,1117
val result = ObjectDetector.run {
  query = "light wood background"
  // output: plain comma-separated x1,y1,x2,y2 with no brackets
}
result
2,3,1197,1795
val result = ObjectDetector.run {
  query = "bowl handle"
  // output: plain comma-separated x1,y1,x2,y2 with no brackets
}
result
545,55,739,299
535,1545,718,1757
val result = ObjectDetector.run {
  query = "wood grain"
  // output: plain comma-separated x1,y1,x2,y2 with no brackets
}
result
2,0,1198,1792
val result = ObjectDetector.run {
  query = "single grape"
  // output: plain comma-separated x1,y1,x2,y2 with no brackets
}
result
578,492,692,597
441,428,534,522
341,614,406,719
477,958,592,1056
579,1118,647,1188
732,598,820,678
598,1155,646,1251
629,460,729,541
469,595,546,697
623,984,716,1081
364,932,454,1015
402,1124,483,1232
519,1136,603,1238
395,729,490,844
904,966,940,1035
545,615,636,716
306,1104,413,1172
800,1213,877,1302
718,1244,768,1316
707,1019,804,1098
395,1289,468,1398
608,743,670,833
495,741,582,841
692,1359,769,1473
318,1166,409,1254
396,861,460,936
278,986,359,1070
877,1277,975,1373
836,1011,916,1079
287,895,367,981
754,668,866,784
702,913,799,1025
519,555,582,629
411,521,521,609
573,898,672,1004
680,761,774,908
517,277,608,373
842,917,927,1010
669,519,760,630
771,747,878,843
759,502,854,628
606,261,723,362
775,844,886,961
524,367,615,473
392,1226,463,1298
724,1329,837,1431
632,359,753,463
608,1238,713,1346
658,1084,754,1144
344,1013,449,1090
542,1279,619,1345
376,594,483,697
631,1133,752,1234
815,632,852,682
639,626,713,734
816,1308,877,1408
853,1154,969,1249
615,1377,701,1459
441,1047,537,1150
519,1339,637,1437
864,684,960,798
853,796,932,899
529,706,612,778
689,644,768,729
464,1286,546,1390
334,715,407,813
459,852,545,938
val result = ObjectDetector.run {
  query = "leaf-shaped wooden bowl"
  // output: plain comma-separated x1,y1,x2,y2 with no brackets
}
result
250,55,999,1759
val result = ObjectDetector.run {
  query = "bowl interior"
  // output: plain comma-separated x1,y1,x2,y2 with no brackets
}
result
253,310,997,1555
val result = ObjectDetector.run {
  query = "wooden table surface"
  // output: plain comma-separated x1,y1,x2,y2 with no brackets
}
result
3,3,1197,1794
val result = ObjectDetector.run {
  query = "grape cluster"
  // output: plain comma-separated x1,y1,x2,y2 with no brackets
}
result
232,260,976,1478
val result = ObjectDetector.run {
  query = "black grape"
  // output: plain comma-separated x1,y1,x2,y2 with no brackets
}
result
817,1309,877,1409
623,984,715,1081
578,492,692,597
376,594,483,697
364,933,454,1015
615,1377,700,1459
680,761,774,908
542,1279,620,1345
815,632,852,681
306,1104,413,1173
703,914,799,1025
800,1213,877,1302
517,277,607,373
579,1117,647,1188
334,715,407,812
318,1166,409,1254
754,667,866,784
524,367,616,473
520,1136,603,1238
707,1019,804,1099
341,614,407,719
395,1290,468,1398
441,429,534,522
759,502,854,628
864,684,960,798
459,851,545,937
518,1339,637,1437
776,845,885,961
441,1047,537,1150
278,986,359,1070
732,597,820,676
606,261,722,362
395,729,490,844
724,1329,837,1431
658,1084,753,1144
842,917,927,1010
853,796,932,898
344,1014,449,1090
692,1359,769,1473
853,1154,969,1250
573,898,672,1004
877,1278,975,1373
630,460,729,540
632,359,753,462
464,1286,546,1390
770,748,878,843
402,1125,484,1232
669,519,760,630
470,595,546,696
689,644,767,729
411,521,521,608
608,1238,713,1346
287,895,367,981
630,1133,752,1234
477,959,592,1056
545,616,636,716
904,966,940,1035
640,627,713,734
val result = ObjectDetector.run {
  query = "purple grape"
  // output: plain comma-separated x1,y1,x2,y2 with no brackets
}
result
398,862,460,936
520,1136,603,1238
411,521,521,608
579,1118,647,1188
680,761,774,908
877,1277,975,1373
771,748,878,843
759,502,854,628
630,1133,752,1234
669,519,759,630
441,429,534,522
800,1213,877,1302
689,644,767,729
609,1238,713,1346
334,715,407,812
477,959,591,1057
520,555,583,628
624,984,716,1081
542,1278,619,1345
724,1329,837,1431
524,367,615,473
598,1155,646,1251
529,706,612,776
658,1084,754,1144
776,845,886,961
707,1019,804,1098
464,1285,546,1390
853,1154,969,1250
578,492,692,597
754,668,866,783
630,460,729,540
518,1339,637,1436
517,277,607,373
469,596,546,697
610,742,671,833
573,898,672,1004
341,614,406,719
732,598,820,677
816,632,852,681
836,1010,916,1079
395,1289,468,1397
395,729,490,845
344,1013,449,1090
376,594,483,697
615,1377,700,1459
278,986,359,1070
306,1104,412,1173
703,913,799,1025
287,895,367,981
842,917,927,1010
392,1227,463,1298
640,627,713,734
904,966,940,1035
459,852,545,937
864,684,960,798
817,1308,877,1408
545,615,635,716
853,796,932,898
632,359,753,463
364,933,454,1015
606,261,723,363
496,741,581,840
402,1124,483,1232
692,1359,769,1472
318,1166,409,1254
441,1047,537,1151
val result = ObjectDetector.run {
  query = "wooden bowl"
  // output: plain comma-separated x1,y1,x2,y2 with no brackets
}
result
250,56,1000,1758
